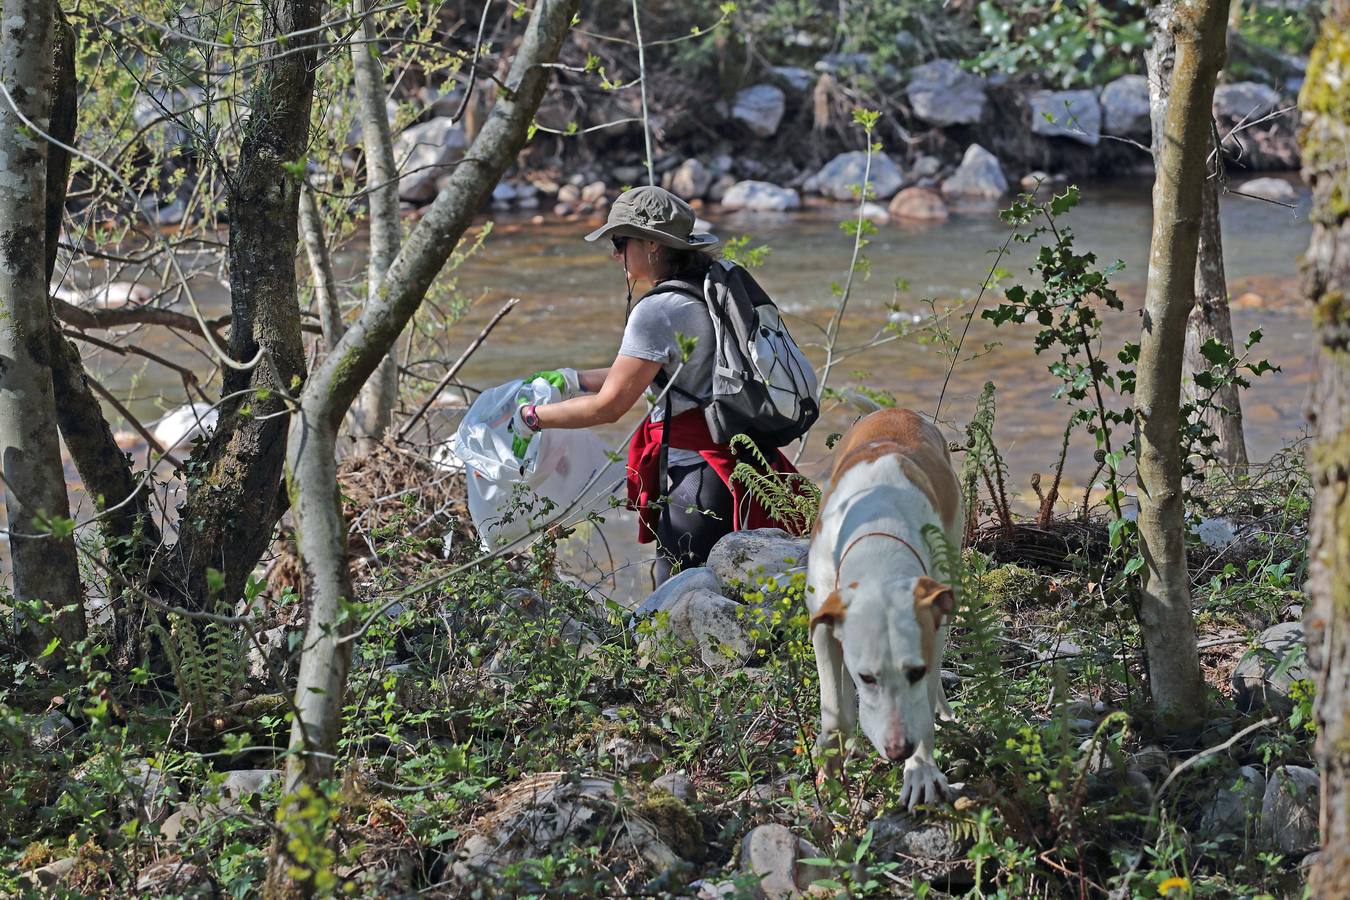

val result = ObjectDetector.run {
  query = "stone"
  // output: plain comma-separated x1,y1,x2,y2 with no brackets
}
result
888,186,948,222
870,808,975,886
1238,177,1299,204
581,180,608,204
601,735,664,776
707,174,737,203
1029,89,1102,146
1100,74,1151,138
661,587,754,668
813,151,905,201
125,758,180,825
1213,82,1281,121
907,59,987,127
1260,765,1320,854
910,154,942,179
247,624,292,686
940,144,1008,201
557,183,581,204
27,710,75,752
732,84,787,138
23,857,78,888
135,859,215,897
860,202,890,224
221,768,280,800
651,771,696,804
453,773,697,883
632,566,723,623
1078,736,1123,775
1231,621,1310,714
767,66,814,95
707,528,810,602
85,280,155,308
611,164,647,185
720,181,801,212
491,182,518,205
392,117,467,203
667,158,714,200
1127,745,1170,780
739,823,830,899
1200,765,1266,840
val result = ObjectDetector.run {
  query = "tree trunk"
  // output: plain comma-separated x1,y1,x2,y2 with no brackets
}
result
347,0,401,452
1133,0,1228,728
1148,0,1249,474
298,181,344,354
171,0,320,615
0,0,85,654
1300,4,1350,891
263,1,579,894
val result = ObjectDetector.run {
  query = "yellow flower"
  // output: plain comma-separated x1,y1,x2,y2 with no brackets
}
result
1158,876,1191,896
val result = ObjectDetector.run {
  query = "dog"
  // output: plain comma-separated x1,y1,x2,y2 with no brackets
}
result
806,408,962,809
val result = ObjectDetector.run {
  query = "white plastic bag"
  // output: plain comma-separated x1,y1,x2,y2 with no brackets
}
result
448,374,622,548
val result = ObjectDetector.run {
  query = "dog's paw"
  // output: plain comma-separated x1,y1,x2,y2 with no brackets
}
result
936,684,956,723
898,757,949,810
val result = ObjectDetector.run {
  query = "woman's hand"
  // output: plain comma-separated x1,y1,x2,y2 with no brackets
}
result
534,355,661,429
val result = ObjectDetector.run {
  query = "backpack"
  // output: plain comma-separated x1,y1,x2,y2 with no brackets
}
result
644,259,819,448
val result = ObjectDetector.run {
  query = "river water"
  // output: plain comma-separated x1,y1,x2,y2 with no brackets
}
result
72,176,1315,600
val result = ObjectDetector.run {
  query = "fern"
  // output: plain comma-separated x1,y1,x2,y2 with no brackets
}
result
726,434,821,535
962,382,1013,538
147,608,247,722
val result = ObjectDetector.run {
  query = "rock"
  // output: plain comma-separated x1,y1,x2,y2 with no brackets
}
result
85,280,155,307
651,771,696,804
1195,515,1241,549
1238,177,1299,204
707,174,737,203
135,859,215,897
906,59,986,127
888,186,948,222
160,801,235,842
125,758,181,825
1066,718,1097,736
707,528,810,602
601,735,664,776
221,768,280,800
152,403,219,451
860,202,890,224
658,587,754,668
732,84,787,138
581,180,608,204
1029,89,1102,146
1213,82,1281,121
767,66,814,95
1100,74,1151,138
1078,736,1122,775
557,183,581,204
632,566,723,623
22,857,78,888
813,151,905,201
1231,621,1310,714
1260,765,1320,855
611,164,647,185
247,624,292,685
27,710,75,752
453,773,698,883
1127,745,1170,780
667,158,713,200
491,182,518,205
940,144,1008,201
739,824,830,899
815,52,878,77
870,808,975,886
1200,765,1266,840
392,117,467,203
720,181,801,212
910,154,942,179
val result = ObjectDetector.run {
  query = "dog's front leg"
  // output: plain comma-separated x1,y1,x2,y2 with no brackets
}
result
812,624,854,781
930,622,955,722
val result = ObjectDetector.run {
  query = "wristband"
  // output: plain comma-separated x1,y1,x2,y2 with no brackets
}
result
521,403,542,432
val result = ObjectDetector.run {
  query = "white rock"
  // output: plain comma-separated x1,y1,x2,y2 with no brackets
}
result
767,66,814,95
152,403,219,451
247,624,291,685
739,823,829,899
667,158,713,200
813,151,905,201
1030,89,1102,146
85,280,155,308
1200,765,1266,839
907,59,987,127
393,117,467,203
731,84,787,138
1196,516,1240,550
1238,177,1299,204
632,566,723,622
27,710,74,752
1101,74,1151,138
940,144,1008,200
1231,621,1310,714
707,528,810,601
663,587,754,669
860,201,890,224
651,771,696,804
221,769,280,800
1260,765,1320,854
720,180,800,212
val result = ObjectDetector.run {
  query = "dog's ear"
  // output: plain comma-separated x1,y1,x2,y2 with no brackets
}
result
810,590,847,631
912,576,956,629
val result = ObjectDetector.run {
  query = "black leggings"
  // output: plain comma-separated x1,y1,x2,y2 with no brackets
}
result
654,461,735,584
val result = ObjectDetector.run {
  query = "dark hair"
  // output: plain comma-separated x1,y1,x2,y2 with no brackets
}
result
663,246,714,282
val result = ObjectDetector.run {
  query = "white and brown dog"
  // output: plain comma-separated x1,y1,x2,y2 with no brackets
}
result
807,408,962,809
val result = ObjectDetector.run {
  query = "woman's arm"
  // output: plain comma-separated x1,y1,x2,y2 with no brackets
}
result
577,367,609,393
534,355,661,429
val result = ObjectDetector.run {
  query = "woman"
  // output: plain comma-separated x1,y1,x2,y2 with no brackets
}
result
512,185,800,583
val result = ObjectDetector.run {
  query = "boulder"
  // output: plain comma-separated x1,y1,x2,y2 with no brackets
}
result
707,528,810,602
708,174,737,203
655,587,754,668
910,154,943,179
600,735,664,776
767,66,814,96
667,158,714,200
889,186,948,222
84,280,155,308
1260,765,1320,854
247,624,292,686
860,202,890,224
739,823,830,899
221,768,280,800
581,180,608,204
22,857,78,889
392,117,467,203
153,403,219,451
651,771,696,804
26,710,75,752
1030,89,1102,146
452,773,699,883
1231,621,1310,714
1199,765,1266,840
1213,82,1281,121
813,151,905,201
1238,177,1299,204
906,59,987,127
1101,74,1151,138
940,144,1008,201
732,84,787,138
632,566,723,622
721,181,801,212
870,807,975,887
125,758,181,825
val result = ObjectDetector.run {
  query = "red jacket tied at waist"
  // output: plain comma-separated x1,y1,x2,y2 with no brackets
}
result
626,408,806,544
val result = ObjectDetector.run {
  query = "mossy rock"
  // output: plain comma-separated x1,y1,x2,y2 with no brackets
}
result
634,788,704,862
979,564,1042,609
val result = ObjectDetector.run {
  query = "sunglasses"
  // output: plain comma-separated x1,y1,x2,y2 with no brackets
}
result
611,236,629,253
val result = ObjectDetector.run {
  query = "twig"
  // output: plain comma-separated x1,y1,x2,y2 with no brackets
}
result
1154,715,1278,803
631,0,654,185
82,375,184,471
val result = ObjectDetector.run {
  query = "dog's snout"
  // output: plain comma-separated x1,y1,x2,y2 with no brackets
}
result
885,738,916,762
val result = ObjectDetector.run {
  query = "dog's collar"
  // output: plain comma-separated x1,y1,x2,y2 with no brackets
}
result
833,530,928,594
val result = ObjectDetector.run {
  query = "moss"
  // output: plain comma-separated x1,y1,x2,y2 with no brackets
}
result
1300,20,1350,213
633,789,704,862
980,564,1042,610
1315,290,1348,331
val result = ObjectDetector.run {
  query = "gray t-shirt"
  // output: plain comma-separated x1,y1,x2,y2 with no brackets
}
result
618,289,716,466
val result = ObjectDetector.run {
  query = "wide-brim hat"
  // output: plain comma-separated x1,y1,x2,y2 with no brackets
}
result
584,185,719,251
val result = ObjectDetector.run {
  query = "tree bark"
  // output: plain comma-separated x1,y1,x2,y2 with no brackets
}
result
263,1,579,895
1147,0,1249,473
172,0,321,614
1133,0,1228,728
0,0,85,653
347,0,401,451
298,181,344,354
1300,4,1350,891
